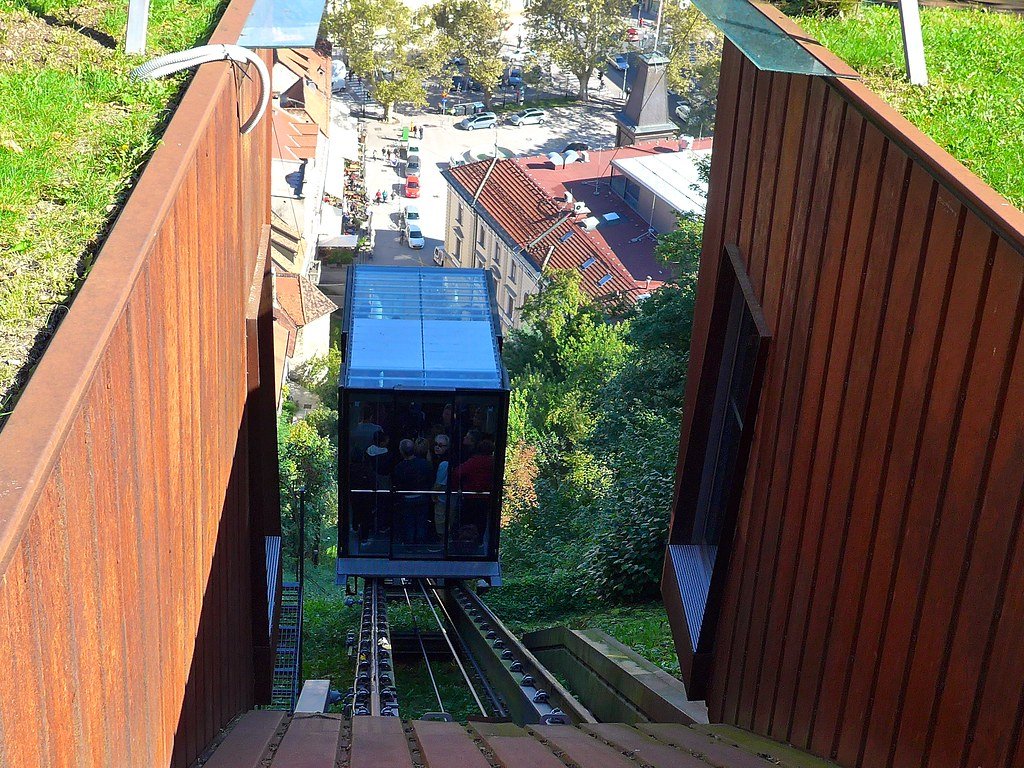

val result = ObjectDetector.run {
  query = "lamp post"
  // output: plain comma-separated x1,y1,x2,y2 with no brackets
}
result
296,486,307,592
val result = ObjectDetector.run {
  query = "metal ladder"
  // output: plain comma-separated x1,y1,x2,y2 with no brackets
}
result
270,582,302,710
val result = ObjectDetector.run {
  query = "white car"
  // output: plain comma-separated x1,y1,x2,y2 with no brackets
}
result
674,102,691,122
508,108,547,126
402,205,420,226
405,223,425,249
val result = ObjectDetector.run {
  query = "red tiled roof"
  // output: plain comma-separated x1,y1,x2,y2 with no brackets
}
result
445,139,710,301
445,160,640,302
275,272,336,328
272,106,320,162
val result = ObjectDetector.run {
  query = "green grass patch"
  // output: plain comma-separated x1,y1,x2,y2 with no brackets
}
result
489,95,579,114
0,0,226,418
800,5,1024,209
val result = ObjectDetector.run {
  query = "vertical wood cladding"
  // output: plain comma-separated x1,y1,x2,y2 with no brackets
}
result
0,0,275,764
672,27,1024,768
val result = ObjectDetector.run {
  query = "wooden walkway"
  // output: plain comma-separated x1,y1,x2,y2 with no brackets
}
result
201,711,839,768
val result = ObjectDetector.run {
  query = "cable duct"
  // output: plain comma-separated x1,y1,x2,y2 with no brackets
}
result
130,44,270,134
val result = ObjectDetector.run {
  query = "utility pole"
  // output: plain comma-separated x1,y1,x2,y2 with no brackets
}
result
898,0,928,85
297,486,307,594
296,486,307,694
125,0,151,54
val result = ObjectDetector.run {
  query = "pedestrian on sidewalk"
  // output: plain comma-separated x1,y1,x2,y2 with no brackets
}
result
418,125,424,139
372,149,378,161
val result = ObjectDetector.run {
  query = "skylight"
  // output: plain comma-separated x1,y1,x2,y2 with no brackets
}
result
597,274,613,287
580,257,597,270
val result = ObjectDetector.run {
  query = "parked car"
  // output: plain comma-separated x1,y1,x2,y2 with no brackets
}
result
508,108,547,126
405,223,425,249
452,74,483,92
674,102,691,123
563,142,589,153
505,66,523,86
459,112,497,131
404,175,421,198
406,154,421,176
401,205,420,226
608,53,629,71
625,27,639,42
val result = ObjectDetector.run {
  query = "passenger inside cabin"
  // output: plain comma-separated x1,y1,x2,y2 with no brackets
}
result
452,437,494,544
350,405,381,457
392,438,434,544
432,435,451,538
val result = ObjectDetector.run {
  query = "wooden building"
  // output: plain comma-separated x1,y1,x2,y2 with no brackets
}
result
663,7,1024,768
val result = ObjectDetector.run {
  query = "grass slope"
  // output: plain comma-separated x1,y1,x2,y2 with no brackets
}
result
801,5,1024,210
0,0,226,419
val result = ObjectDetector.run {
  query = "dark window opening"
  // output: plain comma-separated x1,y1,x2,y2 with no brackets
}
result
668,244,770,695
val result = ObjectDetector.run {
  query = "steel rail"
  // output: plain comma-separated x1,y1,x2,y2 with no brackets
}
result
418,580,488,717
426,584,507,718
403,583,446,715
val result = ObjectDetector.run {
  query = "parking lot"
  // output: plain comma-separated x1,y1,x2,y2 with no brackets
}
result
345,99,625,266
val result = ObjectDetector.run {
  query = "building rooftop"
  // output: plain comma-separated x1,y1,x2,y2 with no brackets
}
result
342,267,506,390
275,271,336,327
271,104,319,162
612,147,711,217
445,139,712,301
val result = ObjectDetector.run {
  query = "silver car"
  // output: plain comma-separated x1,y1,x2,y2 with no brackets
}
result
405,223,425,249
508,108,547,126
459,112,497,131
406,154,421,176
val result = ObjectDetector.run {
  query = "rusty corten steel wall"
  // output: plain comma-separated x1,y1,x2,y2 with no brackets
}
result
665,9,1024,768
0,0,278,764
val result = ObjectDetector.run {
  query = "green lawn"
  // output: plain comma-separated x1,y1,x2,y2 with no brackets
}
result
0,0,226,420
800,5,1024,210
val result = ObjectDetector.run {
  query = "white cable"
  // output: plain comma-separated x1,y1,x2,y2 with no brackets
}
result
130,44,269,134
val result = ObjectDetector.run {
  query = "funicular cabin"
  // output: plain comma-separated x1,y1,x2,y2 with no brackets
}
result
337,266,509,584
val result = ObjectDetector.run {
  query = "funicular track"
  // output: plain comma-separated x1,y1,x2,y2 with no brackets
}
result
348,578,593,726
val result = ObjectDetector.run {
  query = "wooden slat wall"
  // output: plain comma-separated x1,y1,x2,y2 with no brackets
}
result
0,0,278,764
668,23,1024,768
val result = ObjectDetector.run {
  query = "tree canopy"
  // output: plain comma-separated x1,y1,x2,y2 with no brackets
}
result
661,1,722,135
502,262,698,605
430,0,509,101
322,0,445,117
525,0,629,100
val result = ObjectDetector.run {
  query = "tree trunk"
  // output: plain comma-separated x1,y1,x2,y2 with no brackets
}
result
575,69,590,101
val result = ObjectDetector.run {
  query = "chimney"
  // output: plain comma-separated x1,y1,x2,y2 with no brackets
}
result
615,52,678,147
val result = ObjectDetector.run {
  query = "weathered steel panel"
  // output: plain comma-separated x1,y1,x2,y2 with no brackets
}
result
0,0,273,763
666,15,1024,767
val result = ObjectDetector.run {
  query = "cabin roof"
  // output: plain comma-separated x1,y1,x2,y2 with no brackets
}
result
342,266,505,390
